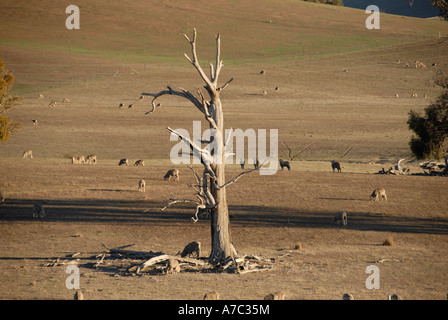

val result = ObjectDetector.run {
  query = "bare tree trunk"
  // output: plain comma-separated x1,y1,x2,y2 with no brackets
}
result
209,99,233,261
141,29,238,263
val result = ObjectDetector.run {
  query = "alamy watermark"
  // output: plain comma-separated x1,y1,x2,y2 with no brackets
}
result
169,121,278,175
65,5,80,30
365,5,380,30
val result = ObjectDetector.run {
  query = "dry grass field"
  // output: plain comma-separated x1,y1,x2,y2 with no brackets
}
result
1,0,448,300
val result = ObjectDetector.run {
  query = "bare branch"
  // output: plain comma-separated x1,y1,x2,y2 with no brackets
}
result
215,157,273,190
182,28,214,93
219,78,233,92
142,86,203,115
214,33,222,84
161,199,199,211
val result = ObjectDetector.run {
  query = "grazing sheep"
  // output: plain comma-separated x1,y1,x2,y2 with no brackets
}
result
74,291,84,300
333,211,347,227
262,90,267,95
279,159,291,171
0,190,5,204
38,94,44,99
119,103,124,108
264,291,286,300
331,160,341,173
76,155,85,164
22,150,33,158
32,204,45,219
254,158,260,169
370,188,387,201
411,93,418,98
180,241,201,259
395,93,399,98
32,119,38,126
118,158,129,166
166,259,180,274
85,154,97,164
343,293,355,300
164,168,179,181
240,158,245,169
62,98,70,103
48,101,57,107
203,291,220,300
138,179,146,192
260,70,265,75
134,159,145,167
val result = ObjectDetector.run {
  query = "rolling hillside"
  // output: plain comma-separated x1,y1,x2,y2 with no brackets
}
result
1,0,447,94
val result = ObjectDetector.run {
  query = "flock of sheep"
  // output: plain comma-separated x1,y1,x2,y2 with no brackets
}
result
23,143,388,228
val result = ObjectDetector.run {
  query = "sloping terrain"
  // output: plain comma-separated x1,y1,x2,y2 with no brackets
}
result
0,0,447,301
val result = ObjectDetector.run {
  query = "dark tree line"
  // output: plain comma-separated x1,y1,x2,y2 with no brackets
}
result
408,69,448,160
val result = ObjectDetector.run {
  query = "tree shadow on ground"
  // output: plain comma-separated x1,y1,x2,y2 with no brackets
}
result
0,198,447,235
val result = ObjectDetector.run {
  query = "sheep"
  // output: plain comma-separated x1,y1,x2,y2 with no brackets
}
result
85,154,97,164
203,291,220,300
74,291,84,300
331,160,341,173
333,211,347,227
164,168,179,181
411,93,418,98
388,294,402,300
254,158,260,169
262,90,267,95
180,241,201,259
264,291,286,300
32,204,45,219
260,70,265,75
48,101,57,107
77,155,85,164
62,98,70,103
279,159,291,171
119,103,124,108
370,188,387,201
240,158,245,169
22,150,33,158
0,190,5,204
32,119,38,126
138,179,146,192
38,94,44,99
134,159,145,167
118,158,129,166
166,259,180,274
343,293,355,300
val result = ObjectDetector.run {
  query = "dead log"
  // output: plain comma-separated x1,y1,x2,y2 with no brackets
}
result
136,254,209,274
101,243,162,259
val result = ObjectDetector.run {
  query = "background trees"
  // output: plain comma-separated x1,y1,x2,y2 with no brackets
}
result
407,69,448,160
0,59,21,142
432,0,448,20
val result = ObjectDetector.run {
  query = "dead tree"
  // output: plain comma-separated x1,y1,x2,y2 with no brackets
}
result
139,29,258,263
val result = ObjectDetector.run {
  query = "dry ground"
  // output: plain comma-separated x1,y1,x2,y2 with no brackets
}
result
1,1,448,301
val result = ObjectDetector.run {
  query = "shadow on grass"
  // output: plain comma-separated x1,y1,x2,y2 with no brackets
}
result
0,198,447,235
